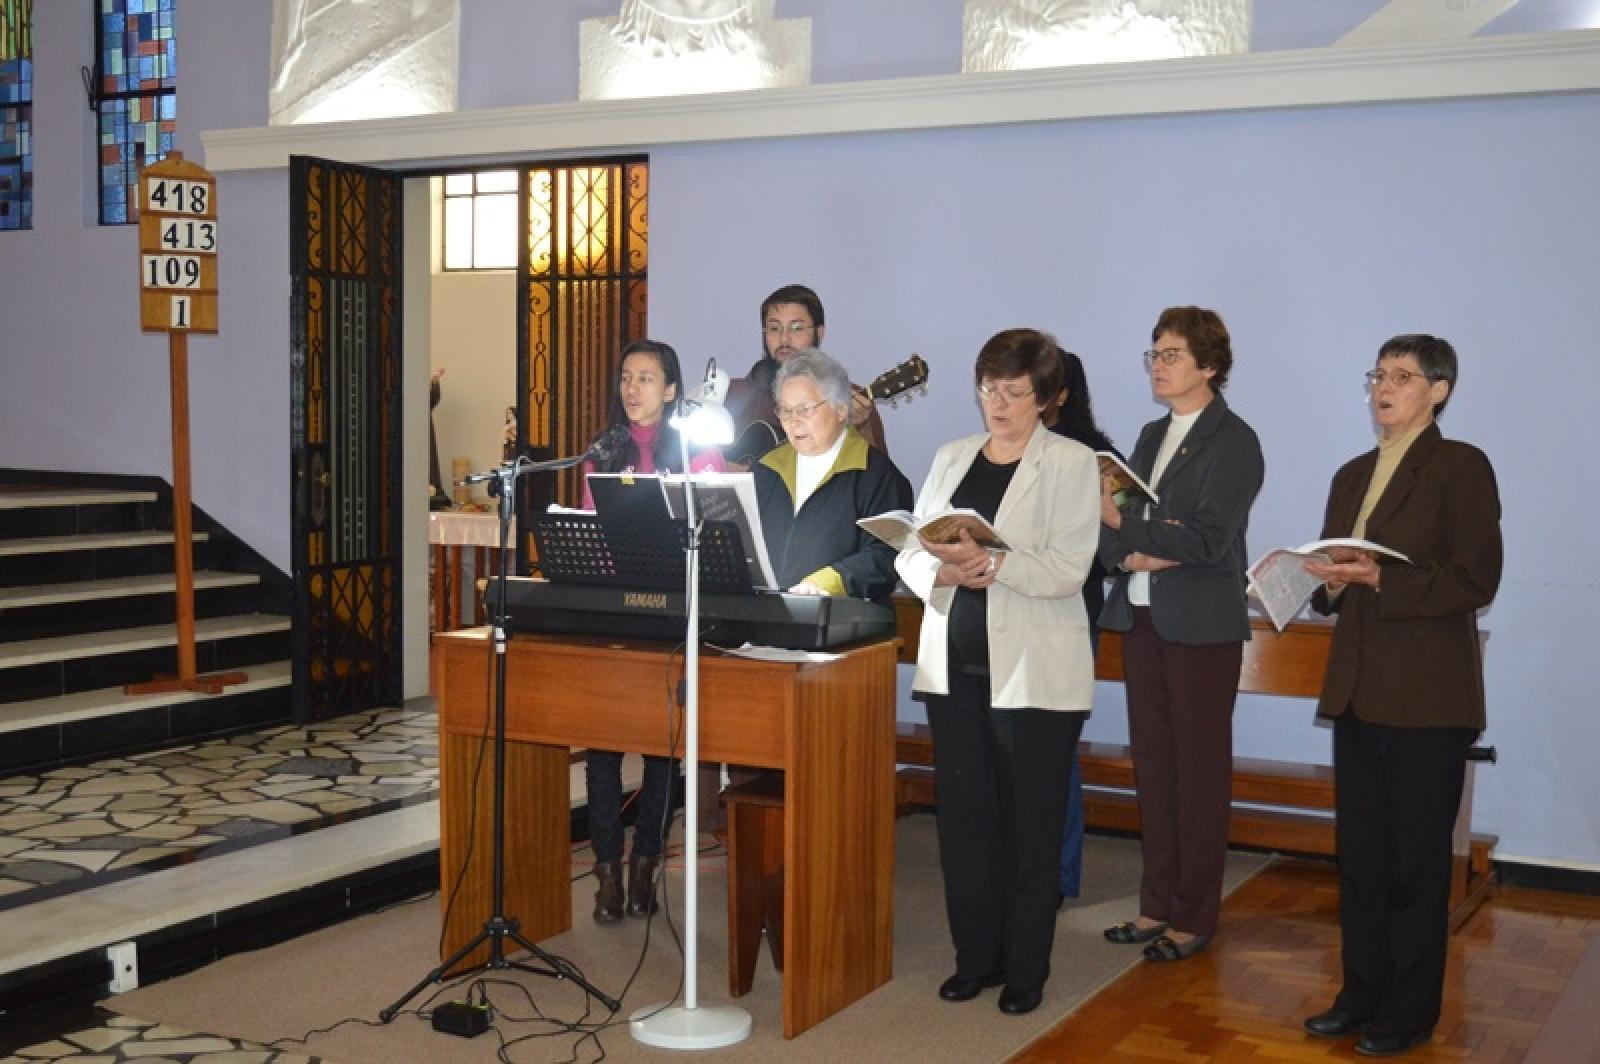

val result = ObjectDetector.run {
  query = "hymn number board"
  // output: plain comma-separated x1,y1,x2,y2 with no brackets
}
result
138,153,219,334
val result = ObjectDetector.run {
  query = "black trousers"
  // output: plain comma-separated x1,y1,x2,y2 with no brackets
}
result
925,671,1083,991
1332,712,1473,1036
585,751,676,864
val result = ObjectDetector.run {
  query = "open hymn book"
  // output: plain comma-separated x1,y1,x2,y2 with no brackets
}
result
1247,538,1412,632
1097,452,1159,509
857,509,1011,552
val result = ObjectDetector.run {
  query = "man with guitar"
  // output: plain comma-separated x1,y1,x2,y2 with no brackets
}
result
724,284,889,465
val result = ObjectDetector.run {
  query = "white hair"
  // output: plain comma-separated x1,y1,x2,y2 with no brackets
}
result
773,348,852,415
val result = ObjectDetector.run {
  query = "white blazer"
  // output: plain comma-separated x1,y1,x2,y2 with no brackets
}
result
896,423,1100,712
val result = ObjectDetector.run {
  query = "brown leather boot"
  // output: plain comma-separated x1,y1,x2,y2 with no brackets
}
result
626,854,660,918
593,860,624,924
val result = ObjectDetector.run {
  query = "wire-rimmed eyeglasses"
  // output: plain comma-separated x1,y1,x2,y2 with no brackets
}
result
1364,368,1438,388
1142,347,1187,370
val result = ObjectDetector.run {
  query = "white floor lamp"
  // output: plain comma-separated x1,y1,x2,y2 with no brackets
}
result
631,363,753,1049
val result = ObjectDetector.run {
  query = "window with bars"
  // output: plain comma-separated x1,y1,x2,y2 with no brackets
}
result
92,0,175,225
0,0,31,230
441,169,518,270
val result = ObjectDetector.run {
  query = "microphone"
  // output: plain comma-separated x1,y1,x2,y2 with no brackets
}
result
588,423,632,463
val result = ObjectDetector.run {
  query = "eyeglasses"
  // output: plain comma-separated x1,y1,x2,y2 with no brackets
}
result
1142,347,1188,369
976,383,1035,403
1364,369,1438,388
775,399,830,421
764,321,813,336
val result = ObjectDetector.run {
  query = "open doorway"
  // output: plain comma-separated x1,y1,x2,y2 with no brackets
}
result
419,158,651,676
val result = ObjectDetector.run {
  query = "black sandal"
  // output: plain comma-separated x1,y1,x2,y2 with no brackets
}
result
1103,920,1168,944
1142,933,1210,961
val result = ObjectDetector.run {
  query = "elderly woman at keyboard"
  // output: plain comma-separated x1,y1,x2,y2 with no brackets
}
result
751,349,912,604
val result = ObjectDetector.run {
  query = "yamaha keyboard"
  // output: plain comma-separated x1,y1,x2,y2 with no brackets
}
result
494,577,896,650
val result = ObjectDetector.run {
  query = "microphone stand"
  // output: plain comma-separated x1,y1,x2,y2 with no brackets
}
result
381,449,620,1023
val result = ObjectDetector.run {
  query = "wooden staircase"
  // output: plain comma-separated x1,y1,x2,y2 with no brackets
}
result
0,476,293,774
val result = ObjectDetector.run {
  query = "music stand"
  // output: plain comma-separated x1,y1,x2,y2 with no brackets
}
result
533,510,754,595
380,454,620,1024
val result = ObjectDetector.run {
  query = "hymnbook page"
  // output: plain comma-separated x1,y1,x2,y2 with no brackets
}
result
1247,538,1411,631
857,508,1010,552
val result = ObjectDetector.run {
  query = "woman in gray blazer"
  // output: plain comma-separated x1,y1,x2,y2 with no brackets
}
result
1098,307,1264,962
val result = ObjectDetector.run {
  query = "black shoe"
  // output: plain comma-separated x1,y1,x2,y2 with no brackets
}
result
1355,1029,1432,1057
1303,1007,1367,1038
938,972,1005,1002
997,984,1043,1015
1104,919,1168,944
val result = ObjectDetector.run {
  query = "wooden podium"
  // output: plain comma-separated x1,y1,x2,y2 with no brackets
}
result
433,628,899,1038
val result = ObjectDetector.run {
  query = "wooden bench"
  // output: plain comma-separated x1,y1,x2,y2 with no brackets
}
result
720,773,786,999
891,593,1497,930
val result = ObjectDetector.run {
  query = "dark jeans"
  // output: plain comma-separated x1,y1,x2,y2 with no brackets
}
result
926,671,1084,991
585,750,676,864
1332,711,1473,1037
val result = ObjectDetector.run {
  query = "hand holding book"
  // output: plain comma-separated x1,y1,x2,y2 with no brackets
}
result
1248,538,1410,631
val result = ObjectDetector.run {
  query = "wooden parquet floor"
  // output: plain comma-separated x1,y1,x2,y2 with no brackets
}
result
1015,859,1600,1062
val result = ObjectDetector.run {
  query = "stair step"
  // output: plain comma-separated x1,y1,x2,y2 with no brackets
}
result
0,570,258,610
0,489,158,511
0,660,291,734
0,613,291,670
0,531,206,558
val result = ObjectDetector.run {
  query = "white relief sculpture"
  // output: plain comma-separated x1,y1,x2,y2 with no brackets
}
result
963,0,1251,72
270,0,459,126
581,0,811,101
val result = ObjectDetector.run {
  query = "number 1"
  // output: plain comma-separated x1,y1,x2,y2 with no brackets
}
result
171,296,191,328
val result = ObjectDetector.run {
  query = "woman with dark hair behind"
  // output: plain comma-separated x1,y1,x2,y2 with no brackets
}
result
580,338,725,924
1041,350,1116,905
1098,306,1264,963
1299,335,1500,1057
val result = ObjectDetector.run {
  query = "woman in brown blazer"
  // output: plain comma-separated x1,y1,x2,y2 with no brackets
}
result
1300,334,1502,1058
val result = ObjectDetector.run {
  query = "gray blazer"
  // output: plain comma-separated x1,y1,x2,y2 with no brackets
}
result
1098,395,1264,645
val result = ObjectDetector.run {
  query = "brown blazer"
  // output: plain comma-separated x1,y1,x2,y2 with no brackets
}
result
1311,424,1502,730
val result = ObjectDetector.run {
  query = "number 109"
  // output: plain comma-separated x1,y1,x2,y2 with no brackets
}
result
144,254,202,289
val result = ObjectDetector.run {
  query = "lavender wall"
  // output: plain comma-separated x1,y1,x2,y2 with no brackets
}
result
2,2,1598,867
0,1,284,559
644,98,1600,870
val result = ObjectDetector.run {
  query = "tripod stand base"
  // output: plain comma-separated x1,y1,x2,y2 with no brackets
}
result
630,1002,752,1049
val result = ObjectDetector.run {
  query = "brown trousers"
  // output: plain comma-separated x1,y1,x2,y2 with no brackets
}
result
1122,607,1242,938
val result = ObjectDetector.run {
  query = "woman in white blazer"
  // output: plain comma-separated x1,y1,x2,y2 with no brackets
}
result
897,329,1100,1017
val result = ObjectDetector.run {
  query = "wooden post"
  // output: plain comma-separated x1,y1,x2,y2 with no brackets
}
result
126,151,244,697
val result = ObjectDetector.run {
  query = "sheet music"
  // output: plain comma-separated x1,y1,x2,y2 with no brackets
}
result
659,472,780,591
720,642,842,663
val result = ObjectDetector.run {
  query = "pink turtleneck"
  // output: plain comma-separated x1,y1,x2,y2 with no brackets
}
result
580,420,726,509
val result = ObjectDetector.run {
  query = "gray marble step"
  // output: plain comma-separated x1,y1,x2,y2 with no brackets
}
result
0,614,292,671
0,489,157,511
0,800,440,978
0,531,206,558
0,571,258,610
0,659,291,735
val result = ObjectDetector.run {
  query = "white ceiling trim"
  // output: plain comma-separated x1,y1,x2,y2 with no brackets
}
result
201,29,1600,173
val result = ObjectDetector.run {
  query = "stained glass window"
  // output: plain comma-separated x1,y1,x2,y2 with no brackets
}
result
94,0,176,225
0,0,32,231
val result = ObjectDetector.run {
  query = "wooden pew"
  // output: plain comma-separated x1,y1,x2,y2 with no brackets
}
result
890,593,1497,930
